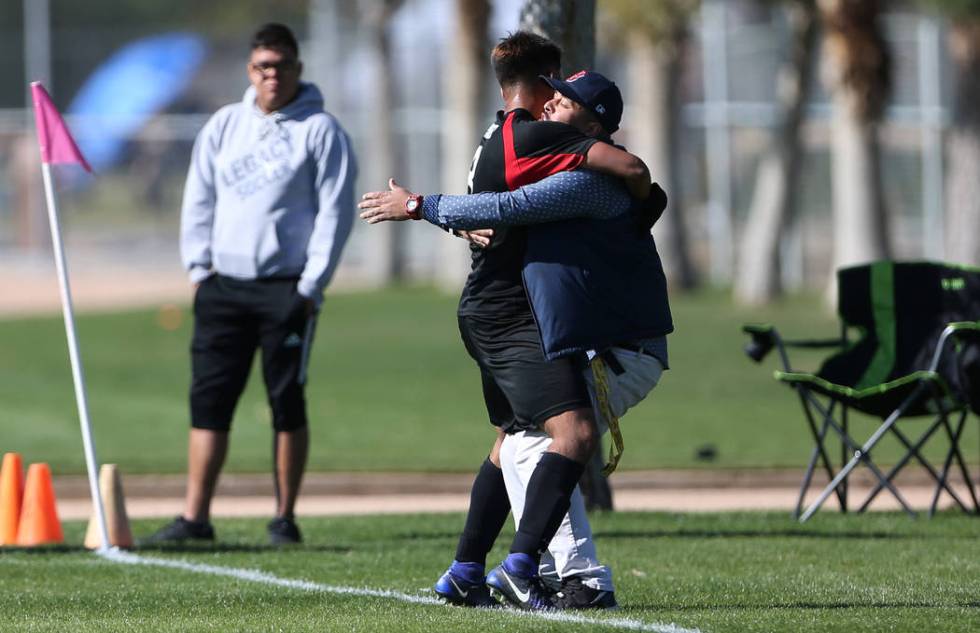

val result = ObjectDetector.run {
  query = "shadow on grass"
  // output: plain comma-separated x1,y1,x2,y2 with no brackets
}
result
594,529,923,541
390,531,463,542
639,601,980,611
133,543,352,554
0,544,89,554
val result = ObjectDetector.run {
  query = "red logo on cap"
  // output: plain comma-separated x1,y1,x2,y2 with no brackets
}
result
566,70,587,82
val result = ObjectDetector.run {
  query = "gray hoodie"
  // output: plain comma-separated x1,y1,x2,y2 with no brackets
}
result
179,82,357,302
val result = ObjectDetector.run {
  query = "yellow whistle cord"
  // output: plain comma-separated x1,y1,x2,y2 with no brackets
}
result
590,356,623,476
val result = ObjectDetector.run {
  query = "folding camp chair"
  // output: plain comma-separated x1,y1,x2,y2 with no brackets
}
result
743,261,980,522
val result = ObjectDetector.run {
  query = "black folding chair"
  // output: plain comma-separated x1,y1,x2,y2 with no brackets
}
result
744,261,980,522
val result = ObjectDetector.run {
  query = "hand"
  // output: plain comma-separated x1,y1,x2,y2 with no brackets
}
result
358,178,415,224
301,297,316,317
289,293,317,324
632,182,668,233
456,228,494,248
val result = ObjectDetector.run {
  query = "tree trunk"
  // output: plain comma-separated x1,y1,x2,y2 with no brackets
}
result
519,0,595,75
734,1,818,305
438,0,490,289
362,0,406,285
944,21,980,266
818,0,891,292
829,94,889,270
629,27,698,290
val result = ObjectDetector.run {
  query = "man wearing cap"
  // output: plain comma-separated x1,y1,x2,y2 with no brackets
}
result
360,68,671,610
367,33,654,612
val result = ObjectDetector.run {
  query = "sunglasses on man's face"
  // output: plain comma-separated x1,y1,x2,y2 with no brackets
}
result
250,60,299,76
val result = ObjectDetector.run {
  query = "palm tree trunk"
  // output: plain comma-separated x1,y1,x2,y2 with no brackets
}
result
944,21,980,265
829,101,889,268
818,0,891,285
734,1,818,305
363,0,406,284
519,0,595,75
438,0,490,288
629,26,698,290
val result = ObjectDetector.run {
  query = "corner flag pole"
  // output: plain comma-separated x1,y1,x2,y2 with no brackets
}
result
30,81,111,552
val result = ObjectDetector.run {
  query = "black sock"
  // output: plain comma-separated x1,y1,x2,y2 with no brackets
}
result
454,458,511,565
510,452,585,560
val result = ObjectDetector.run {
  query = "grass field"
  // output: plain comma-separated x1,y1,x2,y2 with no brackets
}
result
1,511,977,632
1,287,977,475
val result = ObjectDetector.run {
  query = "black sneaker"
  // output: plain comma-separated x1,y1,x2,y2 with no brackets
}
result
140,516,214,545
553,577,618,610
485,564,555,611
267,516,302,545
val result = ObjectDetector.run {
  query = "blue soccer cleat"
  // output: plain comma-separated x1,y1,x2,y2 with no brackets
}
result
485,563,555,611
434,568,499,608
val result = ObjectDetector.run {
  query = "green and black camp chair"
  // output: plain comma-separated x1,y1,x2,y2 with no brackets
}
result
744,261,980,522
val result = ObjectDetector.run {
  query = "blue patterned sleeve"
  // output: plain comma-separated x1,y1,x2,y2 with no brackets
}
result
420,171,631,230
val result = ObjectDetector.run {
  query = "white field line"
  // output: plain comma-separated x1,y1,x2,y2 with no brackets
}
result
97,549,702,633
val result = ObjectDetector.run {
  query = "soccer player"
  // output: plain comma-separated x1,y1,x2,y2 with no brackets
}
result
144,23,357,546
363,33,658,610
360,70,671,610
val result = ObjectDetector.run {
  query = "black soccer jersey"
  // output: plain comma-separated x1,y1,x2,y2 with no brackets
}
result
457,108,598,319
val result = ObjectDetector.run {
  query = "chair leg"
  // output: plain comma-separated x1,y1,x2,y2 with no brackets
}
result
859,416,969,513
796,415,834,518
932,411,980,515
841,405,849,512
950,437,980,514
799,386,926,522
929,414,960,516
798,392,848,509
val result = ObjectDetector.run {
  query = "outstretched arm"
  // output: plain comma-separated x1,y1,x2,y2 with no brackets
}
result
359,171,631,230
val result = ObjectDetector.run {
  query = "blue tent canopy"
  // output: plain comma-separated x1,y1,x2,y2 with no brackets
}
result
68,33,206,171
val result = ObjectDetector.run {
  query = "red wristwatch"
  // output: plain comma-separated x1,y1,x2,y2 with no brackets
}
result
405,194,423,220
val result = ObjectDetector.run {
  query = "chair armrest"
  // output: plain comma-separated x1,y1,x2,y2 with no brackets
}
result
927,321,980,372
782,338,844,349
743,324,842,366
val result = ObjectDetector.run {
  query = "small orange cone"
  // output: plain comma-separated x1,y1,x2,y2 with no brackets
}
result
84,464,133,549
1,453,25,545
16,463,63,546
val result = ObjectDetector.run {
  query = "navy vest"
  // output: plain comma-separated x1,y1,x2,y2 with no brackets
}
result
523,213,674,361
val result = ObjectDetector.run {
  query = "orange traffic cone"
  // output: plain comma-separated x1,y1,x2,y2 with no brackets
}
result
84,464,133,549
1,452,25,545
16,463,63,546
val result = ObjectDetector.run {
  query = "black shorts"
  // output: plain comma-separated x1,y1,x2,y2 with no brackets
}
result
458,313,591,433
190,275,313,432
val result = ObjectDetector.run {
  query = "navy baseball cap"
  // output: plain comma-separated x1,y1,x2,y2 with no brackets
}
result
541,70,624,134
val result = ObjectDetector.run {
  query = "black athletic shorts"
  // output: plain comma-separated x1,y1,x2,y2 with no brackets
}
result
457,313,591,433
190,275,313,432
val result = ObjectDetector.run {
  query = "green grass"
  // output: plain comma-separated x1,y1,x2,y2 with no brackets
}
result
1,511,978,632
0,287,976,474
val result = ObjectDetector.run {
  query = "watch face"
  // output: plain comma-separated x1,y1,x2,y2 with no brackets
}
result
407,198,419,211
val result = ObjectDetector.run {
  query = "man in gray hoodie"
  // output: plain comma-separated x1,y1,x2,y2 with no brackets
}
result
144,23,357,545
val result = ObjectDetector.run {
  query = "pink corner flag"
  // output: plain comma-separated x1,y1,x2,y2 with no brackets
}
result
30,81,92,173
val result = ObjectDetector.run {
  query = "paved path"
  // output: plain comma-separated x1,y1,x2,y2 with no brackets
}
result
54,470,974,521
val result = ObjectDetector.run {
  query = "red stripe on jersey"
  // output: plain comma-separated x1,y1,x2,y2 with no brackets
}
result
503,112,521,190
503,111,587,191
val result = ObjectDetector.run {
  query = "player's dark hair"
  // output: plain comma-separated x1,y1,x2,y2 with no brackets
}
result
251,23,299,58
491,31,562,88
